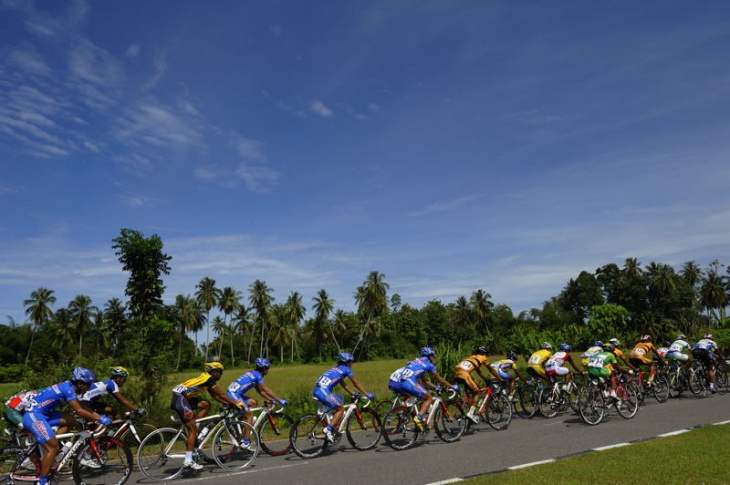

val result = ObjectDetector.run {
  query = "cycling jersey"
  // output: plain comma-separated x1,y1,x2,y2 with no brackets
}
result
399,357,437,398
545,351,572,376
79,379,120,403
527,349,551,378
454,354,489,392
22,382,77,444
4,389,42,427
629,342,657,364
587,351,617,378
388,366,407,394
172,372,218,398
313,364,353,410
227,370,264,400
490,359,517,380
581,345,603,366
692,339,719,365
666,339,691,361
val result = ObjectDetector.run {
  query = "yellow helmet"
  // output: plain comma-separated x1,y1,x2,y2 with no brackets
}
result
205,362,224,373
110,366,129,378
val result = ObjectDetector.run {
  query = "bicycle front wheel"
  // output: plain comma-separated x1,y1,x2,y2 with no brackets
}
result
615,385,639,419
578,386,605,426
538,387,559,418
211,419,259,470
514,385,537,419
73,436,132,485
119,424,157,462
289,414,328,459
483,394,512,431
259,412,294,456
345,408,381,451
688,369,707,397
136,427,187,481
652,375,670,403
433,400,466,443
381,406,419,451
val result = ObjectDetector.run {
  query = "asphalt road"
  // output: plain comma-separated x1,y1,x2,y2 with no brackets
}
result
130,393,729,485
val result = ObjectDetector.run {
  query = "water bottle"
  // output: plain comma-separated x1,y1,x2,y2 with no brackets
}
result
56,442,72,463
199,423,210,440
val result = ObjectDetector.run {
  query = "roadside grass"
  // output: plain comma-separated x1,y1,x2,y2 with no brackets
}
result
465,423,730,485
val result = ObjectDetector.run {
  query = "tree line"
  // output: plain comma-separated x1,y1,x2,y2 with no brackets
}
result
2,229,729,393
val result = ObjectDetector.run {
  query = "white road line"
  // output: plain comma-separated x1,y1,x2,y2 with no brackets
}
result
508,458,555,470
173,461,309,482
658,429,691,437
713,420,730,426
593,443,630,451
425,479,464,485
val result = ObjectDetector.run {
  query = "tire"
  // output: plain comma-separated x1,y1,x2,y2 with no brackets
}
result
211,419,258,470
381,406,419,451
484,394,512,431
578,386,605,426
668,370,684,398
72,436,132,485
118,424,157,464
688,368,707,397
615,385,639,419
345,408,382,451
259,412,294,456
538,387,559,418
373,399,394,419
715,365,728,395
566,381,583,413
651,375,670,403
514,384,538,419
136,427,187,481
433,400,466,443
289,414,328,459
1,444,38,482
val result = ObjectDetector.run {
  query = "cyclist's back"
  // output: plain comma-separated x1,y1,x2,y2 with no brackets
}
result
527,342,553,380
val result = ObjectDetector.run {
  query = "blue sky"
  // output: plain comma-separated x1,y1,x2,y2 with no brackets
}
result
2,0,730,326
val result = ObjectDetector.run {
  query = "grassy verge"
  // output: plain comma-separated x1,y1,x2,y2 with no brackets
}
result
466,423,730,485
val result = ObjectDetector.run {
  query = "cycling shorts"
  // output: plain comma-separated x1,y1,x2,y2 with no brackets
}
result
496,369,513,381
665,351,688,362
170,394,203,423
454,373,480,393
692,348,716,366
4,409,23,427
545,365,570,377
22,411,64,444
527,364,547,379
400,380,427,399
312,388,342,411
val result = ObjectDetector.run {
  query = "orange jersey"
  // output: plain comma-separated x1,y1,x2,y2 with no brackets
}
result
629,342,657,364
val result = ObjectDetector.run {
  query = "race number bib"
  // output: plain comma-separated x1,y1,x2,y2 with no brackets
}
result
459,360,474,371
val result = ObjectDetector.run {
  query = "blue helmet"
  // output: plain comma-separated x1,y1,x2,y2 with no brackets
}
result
594,340,603,347
255,357,271,370
71,367,96,384
337,352,355,364
420,347,436,357
559,343,572,352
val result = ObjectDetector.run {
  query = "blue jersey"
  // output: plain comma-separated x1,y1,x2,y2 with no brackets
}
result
227,370,264,400
315,365,353,392
400,357,436,384
27,382,77,416
79,379,119,403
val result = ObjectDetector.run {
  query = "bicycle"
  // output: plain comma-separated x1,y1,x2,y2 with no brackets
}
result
578,372,639,425
626,360,670,405
1,420,131,485
537,373,584,418
667,360,692,398
136,406,258,481
465,380,512,431
688,359,726,396
105,410,157,462
513,377,542,419
248,400,293,456
380,387,466,451
289,394,381,459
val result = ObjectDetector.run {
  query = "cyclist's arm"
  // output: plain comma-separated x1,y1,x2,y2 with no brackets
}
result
567,357,583,374
483,365,503,382
255,383,282,403
68,399,105,422
347,375,370,396
431,371,453,388
210,385,242,407
111,391,139,412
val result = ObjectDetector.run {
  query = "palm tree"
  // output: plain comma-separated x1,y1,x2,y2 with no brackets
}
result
218,287,242,366
23,287,56,366
700,269,729,318
248,280,275,360
232,305,252,364
623,258,643,280
68,295,98,356
470,289,494,334
269,304,290,363
196,277,221,361
102,298,127,357
680,261,703,287
311,289,335,359
172,294,204,371
353,271,389,354
284,291,306,361
211,316,227,358
50,308,75,359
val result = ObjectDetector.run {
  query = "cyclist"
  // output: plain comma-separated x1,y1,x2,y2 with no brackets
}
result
3,388,43,430
490,351,527,401
544,343,585,392
586,343,634,400
226,357,287,449
399,347,459,431
313,352,374,443
581,341,604,368
527,342,553,382
387,363,411,401
629,335,661,386
609,337,638,372
665,334,693,371
454,346,503,423
78,366,145,419
170,362,245,471
22,368,112,485
692,334,726,393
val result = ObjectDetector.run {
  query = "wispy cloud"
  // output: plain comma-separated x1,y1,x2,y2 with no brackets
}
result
310,100,333,118
407,195,482,217
113,102,202,148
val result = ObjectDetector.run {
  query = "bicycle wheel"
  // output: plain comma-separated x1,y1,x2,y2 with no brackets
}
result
688,368,707,397
136,427,187,481
715,364,728,395
538,387,559,418
668,369,684,398
0,444,37,483
433,400,466,443
483,394,512,431
211,419,258,470
345,408,381,451
118,424,157,461
373,399,394,419
578,386,605,426
514,384,537,419
289,414,328,459
615,385,639,419
651,375,670,403
73,436,132,485
381,406,419,451
566,381,583,413
259,412,294,456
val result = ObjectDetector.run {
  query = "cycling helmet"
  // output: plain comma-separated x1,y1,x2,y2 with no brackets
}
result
602,343,616,353
255,357,271,370
507,351,518,362
640,334,652,342
420,347,437,357
676,334,687,341
110,366,129,378
558,343,572,352
705,333,715,341
205,362,225,373
594,340,603,347
609,338,621,347
337,352,355,364
474,346,488,356
540,342,552,350
71,367,96,384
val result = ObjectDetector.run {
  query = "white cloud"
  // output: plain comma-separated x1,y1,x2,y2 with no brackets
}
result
8,45,51,76
310,100,333,118
126,43,141,58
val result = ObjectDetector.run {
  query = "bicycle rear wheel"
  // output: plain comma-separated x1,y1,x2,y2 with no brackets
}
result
578,386,605,426
73,436,132,485
651,375,670,402
615,385,639,419
345,408,381,451
1,444,38,483
381,406,419,451
259,412,294,456
483,394,512,431
136,427,187,481
538,387,559,418
289,414,328,459
715,363,728,394
514,384,537,419
433,400,466,443
688,368,707,397
211,419,258,470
